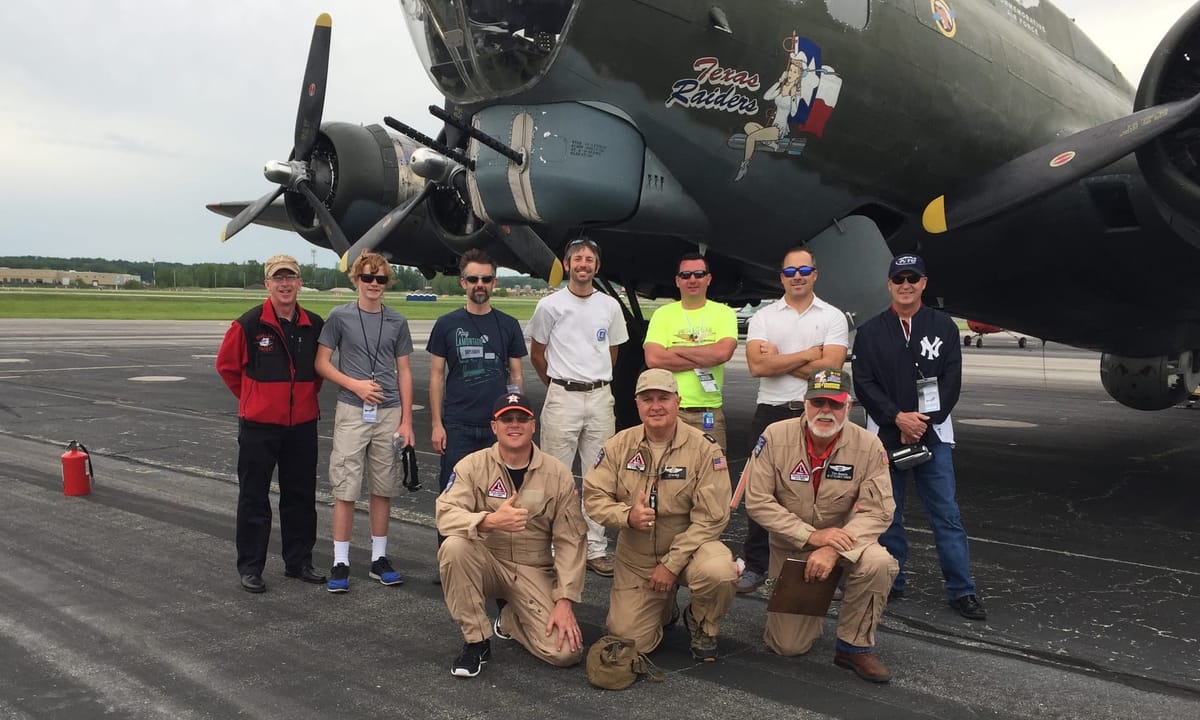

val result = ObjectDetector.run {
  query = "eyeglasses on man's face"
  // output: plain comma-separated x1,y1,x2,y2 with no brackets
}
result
807,397,846,410
494,413,533,424
890,274,923,285
463,275,495,285
781,265,815,278
677,270,709,280
358,274,389,285
269,273,300,282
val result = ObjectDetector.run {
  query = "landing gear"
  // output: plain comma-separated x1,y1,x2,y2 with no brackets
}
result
1018,337,1027,349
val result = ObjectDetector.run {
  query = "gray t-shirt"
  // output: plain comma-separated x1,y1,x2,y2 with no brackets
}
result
318,303,413,408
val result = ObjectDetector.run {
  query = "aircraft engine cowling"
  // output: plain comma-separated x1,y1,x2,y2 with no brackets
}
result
283,122,443,256
1099,352,1199,410
1133,2,1200,249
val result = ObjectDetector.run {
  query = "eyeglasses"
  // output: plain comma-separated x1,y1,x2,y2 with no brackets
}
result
269,273,300,282
358,274,389,285
494,413,533,424
677,270,709,280
807,397,846,410
781,265,816,278
463,275,495,284
889,274,923,285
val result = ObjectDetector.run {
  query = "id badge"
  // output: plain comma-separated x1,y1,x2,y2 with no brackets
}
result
916,377,941,414
695,367,719,393
362,402,379,423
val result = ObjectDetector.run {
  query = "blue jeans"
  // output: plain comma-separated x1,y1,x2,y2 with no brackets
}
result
879,442,976,600
437,423,496,544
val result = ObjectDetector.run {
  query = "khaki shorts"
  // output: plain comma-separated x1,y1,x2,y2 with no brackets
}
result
328,401,402,500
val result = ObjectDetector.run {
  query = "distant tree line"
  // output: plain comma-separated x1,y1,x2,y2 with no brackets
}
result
0,256,550,292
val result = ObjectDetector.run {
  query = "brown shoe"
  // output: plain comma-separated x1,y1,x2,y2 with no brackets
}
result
834,650,891,683
586,556,614,577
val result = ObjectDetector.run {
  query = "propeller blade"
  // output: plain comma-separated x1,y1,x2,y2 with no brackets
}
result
221,186,285,242
923,92,1200,234
296,180,351,256
338,183,434,272
498,225,563,285
294,13,332,161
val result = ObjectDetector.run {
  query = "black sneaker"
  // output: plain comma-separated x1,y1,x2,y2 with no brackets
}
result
949,594,987,620
327,563,350,593
369,556,404,586
451,639,491,678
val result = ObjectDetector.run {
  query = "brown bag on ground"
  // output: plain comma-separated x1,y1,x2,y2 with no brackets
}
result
585,635,666,690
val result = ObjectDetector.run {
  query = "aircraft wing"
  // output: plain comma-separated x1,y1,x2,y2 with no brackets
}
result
205,200,296,233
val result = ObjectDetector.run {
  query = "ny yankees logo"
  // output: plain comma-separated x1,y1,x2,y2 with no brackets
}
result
920,335,943,360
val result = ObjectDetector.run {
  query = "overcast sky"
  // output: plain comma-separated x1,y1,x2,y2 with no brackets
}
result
0,0,1194,266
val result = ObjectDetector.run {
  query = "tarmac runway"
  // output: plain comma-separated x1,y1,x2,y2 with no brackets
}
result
0,318,1197,719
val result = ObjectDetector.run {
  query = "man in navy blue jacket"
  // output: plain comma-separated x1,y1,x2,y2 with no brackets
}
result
851,254,986,620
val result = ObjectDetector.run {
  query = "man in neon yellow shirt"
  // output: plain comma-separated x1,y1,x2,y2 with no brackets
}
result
643,252,738,451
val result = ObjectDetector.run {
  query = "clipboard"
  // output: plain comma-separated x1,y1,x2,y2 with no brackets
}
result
766,558,843,616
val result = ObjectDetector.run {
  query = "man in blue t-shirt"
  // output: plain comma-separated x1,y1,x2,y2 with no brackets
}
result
427,249,527,547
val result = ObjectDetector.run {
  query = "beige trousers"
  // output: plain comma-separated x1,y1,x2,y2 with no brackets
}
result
606,540,737,653
438,536,582,667
764,543,898,655
677,407,727,453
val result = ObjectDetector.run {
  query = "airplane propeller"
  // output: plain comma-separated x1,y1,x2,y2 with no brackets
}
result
220,14,350,256
923,92,1200,234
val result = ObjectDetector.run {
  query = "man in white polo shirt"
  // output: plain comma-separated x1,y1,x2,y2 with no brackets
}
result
736,246,849,593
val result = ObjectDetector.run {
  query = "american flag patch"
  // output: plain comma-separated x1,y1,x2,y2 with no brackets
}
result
713,456,727,471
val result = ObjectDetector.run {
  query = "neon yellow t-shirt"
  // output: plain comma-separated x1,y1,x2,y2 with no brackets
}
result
644,300,737,407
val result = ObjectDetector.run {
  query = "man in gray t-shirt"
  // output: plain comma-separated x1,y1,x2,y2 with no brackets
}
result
315,253,415,593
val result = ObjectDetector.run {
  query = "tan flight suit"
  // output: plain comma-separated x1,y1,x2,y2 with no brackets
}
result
583,420,737,653
436,443,587,667
745,417,897,655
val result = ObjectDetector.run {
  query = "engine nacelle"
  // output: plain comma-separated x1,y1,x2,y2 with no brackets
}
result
1134,2,1200,250
1099,351,1199,410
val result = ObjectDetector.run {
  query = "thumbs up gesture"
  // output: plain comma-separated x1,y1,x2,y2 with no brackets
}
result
484,492,529,533
628,490,656,532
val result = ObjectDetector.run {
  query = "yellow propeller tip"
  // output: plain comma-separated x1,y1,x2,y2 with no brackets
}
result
337,254,349,273
220,229,228,243
316,13,332,27
548,262,564,287
922,196,948,234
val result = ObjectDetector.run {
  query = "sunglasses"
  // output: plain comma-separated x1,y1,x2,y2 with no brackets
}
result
358,274,389,285
677,270,709,280
566,238,598,249
463,275,495,284
890,274,924,285
781,265,815,278
807,397,846,410
269,273,300,281
494,413,533,424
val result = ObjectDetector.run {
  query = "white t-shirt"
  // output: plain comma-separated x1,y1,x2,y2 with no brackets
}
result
746,295,849,405
528,288,629,382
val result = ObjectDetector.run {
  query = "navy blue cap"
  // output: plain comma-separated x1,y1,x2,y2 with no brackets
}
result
492,392,535,419
888,254,926,278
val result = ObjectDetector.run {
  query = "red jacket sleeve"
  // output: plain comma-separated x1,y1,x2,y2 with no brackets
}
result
215,321,247,398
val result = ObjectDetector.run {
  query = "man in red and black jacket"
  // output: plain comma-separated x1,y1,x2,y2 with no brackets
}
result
216,254,326,593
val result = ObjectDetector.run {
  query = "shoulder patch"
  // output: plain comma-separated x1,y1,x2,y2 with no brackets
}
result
487,477,508,498
442,471,456,494
713,456,727,472
593,447,605,468
702,433,718,444
626,450,646,472
753,435,766,457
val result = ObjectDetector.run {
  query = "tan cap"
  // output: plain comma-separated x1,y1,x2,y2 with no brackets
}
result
264,254,301,279
635,368,678,395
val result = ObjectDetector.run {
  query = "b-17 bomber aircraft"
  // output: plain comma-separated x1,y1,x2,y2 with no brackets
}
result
208,0,1200,411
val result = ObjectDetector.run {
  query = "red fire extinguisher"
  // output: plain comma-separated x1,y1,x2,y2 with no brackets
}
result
62,440,93,496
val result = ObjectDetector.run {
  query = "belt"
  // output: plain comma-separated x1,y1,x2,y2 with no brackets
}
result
551,378,609,392
767,401,806,411
680,406,719,412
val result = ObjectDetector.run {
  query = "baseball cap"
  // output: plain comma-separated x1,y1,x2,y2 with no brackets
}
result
805,368,853,403
635,368,678,395
887,254,926,278
492,392,535,419
264,254,302,278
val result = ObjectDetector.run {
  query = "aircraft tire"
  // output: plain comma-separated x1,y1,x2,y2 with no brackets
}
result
975,338,983,348
964,335,972,347
1018,337,1027,349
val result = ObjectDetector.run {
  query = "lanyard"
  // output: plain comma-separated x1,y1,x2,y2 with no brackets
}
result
356,305,386,380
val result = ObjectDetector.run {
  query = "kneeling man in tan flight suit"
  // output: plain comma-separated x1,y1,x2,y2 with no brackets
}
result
436,392,587,679
744,368,898,683
584,368,737,662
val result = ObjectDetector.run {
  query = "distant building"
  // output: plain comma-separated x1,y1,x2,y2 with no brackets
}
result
0,268,131,287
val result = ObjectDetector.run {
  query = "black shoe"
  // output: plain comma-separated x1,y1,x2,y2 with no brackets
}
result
284,564,327,584
949,594,987,620
451,639,491,678
239,574,266,593
887,588,905,602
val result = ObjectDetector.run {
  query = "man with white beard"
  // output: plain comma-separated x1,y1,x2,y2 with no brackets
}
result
743,368,898,683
